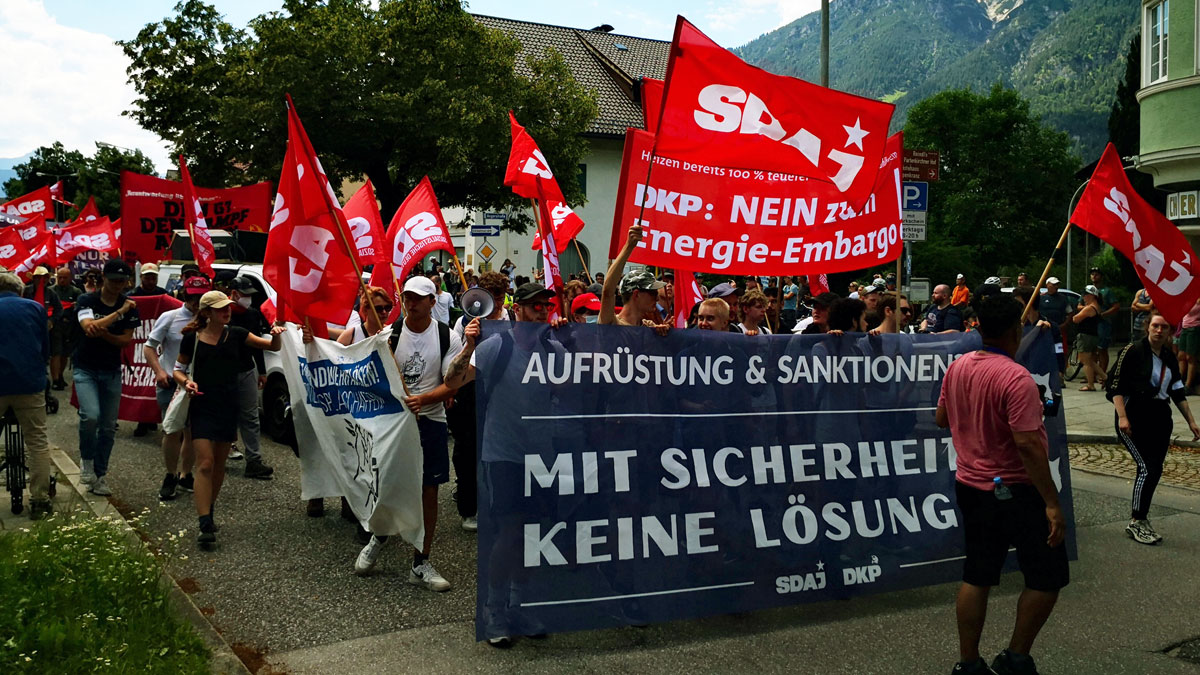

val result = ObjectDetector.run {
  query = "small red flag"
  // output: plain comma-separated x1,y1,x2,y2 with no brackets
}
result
70,196,101,224
178,156,217,277
55,216,119,263
504,112,586,252
1070,143,1200,326
655,17,894,207
535,198,565,322
342,179,388,267
370,177,455,306
641,77,665,133
49,180,76,208
0,225,31,270
673,270,704,328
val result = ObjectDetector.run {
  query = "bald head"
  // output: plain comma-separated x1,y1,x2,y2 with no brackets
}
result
933,284,952,307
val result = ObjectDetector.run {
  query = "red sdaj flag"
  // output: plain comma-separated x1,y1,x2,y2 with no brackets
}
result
1,186,53,223
12,217,56,278
1070,143,1200,326
179,156,217,277
504,111,586,252
808,274,830,296
342,179,388,267
55,216,119,262
641,77,665,133
49,180,76,208
71,196,101,224
655,17,894,207
0,225,31,270
262,96,362,327
535,198,564,322
370,176,455,309
673,269,703,328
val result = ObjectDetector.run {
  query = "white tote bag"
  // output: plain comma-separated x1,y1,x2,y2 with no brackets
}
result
161,334,198,435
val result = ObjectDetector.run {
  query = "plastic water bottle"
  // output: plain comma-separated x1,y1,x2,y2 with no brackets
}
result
993,477,1012,501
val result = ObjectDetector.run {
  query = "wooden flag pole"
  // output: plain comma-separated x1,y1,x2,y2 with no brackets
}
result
448,253,469,294
1022,221,1074,324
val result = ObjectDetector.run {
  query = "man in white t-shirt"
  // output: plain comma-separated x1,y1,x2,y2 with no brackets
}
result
355,275,462,592
429,272,453,325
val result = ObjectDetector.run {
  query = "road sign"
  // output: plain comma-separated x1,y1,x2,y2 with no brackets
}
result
484,212,506,224
901,211,926,241
477,240,497,262
902,181,928,212
902,149,940,182
470,224,501,237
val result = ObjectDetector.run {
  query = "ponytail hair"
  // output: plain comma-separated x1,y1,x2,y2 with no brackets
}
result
182,307,212,334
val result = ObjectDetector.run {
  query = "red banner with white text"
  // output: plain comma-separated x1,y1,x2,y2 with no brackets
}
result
1,186,53,223
120,294,183,423
55,217,119,262
610,129,904,276
120,171,273,263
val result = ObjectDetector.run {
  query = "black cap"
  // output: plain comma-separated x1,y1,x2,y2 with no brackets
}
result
228,277,259,295
102,259,133,281
1090,267,1101,274
213,269,237,284
514,282,554,303
181,263,202,278
813,291,840,308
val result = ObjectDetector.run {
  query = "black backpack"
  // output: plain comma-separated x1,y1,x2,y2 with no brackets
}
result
388,318,451,361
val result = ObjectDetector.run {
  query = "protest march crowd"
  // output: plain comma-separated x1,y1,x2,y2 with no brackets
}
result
2,13,1200,674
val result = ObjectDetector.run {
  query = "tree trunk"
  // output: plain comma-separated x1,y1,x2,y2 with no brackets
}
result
366,161,399,223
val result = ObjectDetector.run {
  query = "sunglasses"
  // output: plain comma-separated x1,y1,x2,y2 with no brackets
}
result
373,305,393,315
523,302,552,311
901,307,913,315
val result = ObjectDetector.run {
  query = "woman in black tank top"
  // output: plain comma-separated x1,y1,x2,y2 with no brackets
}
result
1073,289,1104,391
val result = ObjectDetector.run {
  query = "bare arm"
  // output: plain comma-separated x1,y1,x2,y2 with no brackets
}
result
245,324,286,351
1013,430,1065,547
444,318,479,389
600,223,643,325
1175,399,1200,440
1130,291,1153,313
935,405,949,428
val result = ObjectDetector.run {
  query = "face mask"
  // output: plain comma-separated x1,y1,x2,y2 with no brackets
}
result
236,297,252,309
585,315,599,324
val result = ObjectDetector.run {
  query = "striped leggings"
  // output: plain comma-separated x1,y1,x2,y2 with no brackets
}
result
1114,401,1172,520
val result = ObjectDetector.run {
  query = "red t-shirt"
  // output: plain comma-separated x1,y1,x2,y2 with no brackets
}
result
938,351,1047,490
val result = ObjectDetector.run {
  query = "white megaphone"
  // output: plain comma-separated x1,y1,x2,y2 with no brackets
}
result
460,288,495,320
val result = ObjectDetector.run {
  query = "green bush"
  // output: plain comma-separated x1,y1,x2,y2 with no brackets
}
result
0,515,209,673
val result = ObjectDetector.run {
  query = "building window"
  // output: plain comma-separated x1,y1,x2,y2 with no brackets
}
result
578,163,587,198
1146,0,1169,84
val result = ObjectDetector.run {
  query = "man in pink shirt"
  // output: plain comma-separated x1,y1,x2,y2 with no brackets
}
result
937,295,1067,675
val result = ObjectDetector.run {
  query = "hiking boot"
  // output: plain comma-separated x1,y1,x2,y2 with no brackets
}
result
306,498,325,518
409,560,451,592
29,499,53,521
990,649,1038,675
354,535,385,575
243,460,274,479
89,476,112,496
952,658,997,674
228,445,244,460
158,473,178,501
177,473,195,492
461,516,478,532
80,460,96,486
1126,519,1160,545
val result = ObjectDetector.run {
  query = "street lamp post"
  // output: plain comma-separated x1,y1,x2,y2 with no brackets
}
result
35,171,78,223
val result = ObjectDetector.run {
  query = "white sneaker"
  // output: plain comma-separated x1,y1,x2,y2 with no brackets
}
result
81,460,96,486
89,476,112,496
228,446,244,460
461,516,478,532
354,535,385,575
409,560,451,592
1126,519,1160,545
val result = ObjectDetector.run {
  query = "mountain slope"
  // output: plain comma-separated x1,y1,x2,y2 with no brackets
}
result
736,0,1139,160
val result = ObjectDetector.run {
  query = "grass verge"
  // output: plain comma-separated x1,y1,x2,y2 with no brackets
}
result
0,513,210,673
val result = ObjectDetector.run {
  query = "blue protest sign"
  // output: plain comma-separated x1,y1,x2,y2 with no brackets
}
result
473,325,1075,640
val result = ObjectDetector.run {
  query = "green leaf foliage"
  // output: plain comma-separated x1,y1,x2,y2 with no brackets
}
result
3,142,156,220
119,0,598,229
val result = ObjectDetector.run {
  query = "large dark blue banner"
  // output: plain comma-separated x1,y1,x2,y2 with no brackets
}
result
474,324,1076,640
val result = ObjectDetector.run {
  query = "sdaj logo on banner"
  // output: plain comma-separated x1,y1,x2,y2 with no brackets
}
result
473,324,1075,640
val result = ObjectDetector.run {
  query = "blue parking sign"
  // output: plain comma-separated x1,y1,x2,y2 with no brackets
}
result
903,182,928,212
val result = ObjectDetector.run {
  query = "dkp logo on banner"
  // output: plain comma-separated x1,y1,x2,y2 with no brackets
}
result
473,324,1075,640
280,328,425,546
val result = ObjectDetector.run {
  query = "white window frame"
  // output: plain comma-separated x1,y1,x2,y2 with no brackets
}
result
1145,0,1170,85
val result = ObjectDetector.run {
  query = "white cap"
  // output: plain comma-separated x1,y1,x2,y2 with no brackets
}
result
1046,276,1060,285
140,263,159,275
956,273,964,280
402,276,436,297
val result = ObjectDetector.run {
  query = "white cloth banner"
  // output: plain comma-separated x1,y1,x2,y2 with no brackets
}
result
280,328,424,547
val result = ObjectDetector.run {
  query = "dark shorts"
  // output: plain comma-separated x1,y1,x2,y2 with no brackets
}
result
955,481,1069,592
418,417,450,486
188,383,239,443
1178,326,1200,358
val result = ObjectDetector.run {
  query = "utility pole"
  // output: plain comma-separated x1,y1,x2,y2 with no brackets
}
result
820,0,830,87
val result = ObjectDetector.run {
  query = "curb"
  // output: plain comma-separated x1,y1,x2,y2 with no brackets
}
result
49,447,253,675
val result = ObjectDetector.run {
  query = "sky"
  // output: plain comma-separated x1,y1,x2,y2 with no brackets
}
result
0,0,821,176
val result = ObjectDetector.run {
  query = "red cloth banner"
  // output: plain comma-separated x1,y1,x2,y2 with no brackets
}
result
49,180,75,208
674,269,703,328
119,294,183,423
610,128,904,276
641,77,665,133
342,179,387,267
370,176,455,304
1,186,53,222
10,215,56,276
71,197,101,224
1070,143,1200,326
655,17,894,208
504,112,586,252
55,216,119,262
179,156,217,277
0,225,31,269
119,171,273,264
262,96,361,326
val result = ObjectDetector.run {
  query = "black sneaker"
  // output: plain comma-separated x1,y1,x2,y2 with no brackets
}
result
158,473,178,501
991,650,1037,675
244,460,274,479
952,659,997,674
486,636,513,649
177,473,195,492
133,422,155,437
29,499,53,520
52,379,67,391
197,515,217,544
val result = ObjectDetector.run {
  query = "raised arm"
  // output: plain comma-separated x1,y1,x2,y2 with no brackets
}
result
444,318,480,389
600,223,643,325
245,323,286,351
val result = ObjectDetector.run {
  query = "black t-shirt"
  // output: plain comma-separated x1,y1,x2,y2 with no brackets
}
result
180,326,252,391
229,306,270,373
74,292,140,371
924,304,963,332
130,285,168,297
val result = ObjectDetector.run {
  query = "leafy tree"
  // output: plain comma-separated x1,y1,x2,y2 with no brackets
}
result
120,0,599,227
903,84,1080,287
2,142,155,220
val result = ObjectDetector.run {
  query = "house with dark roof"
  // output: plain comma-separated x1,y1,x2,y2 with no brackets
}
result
445,16,669,279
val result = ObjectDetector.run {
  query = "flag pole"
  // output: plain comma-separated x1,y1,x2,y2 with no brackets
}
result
531,198,567,319
772,276,782,334
1022,221,1073,323
573,239,593,283
448,252,469,294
